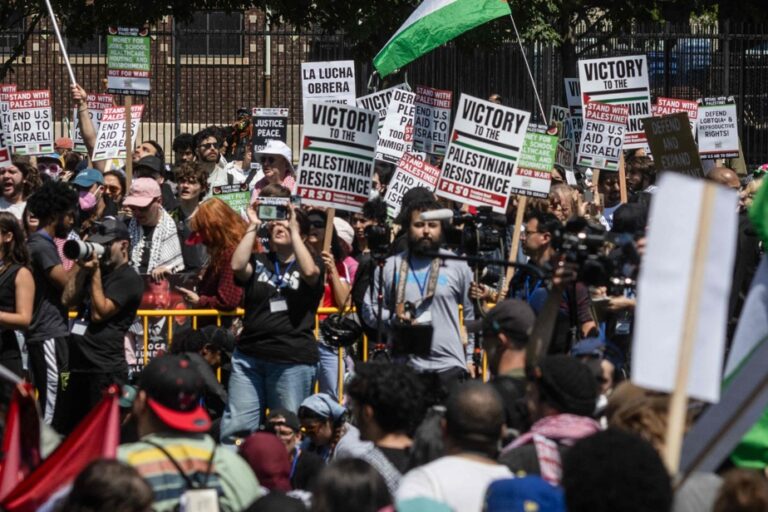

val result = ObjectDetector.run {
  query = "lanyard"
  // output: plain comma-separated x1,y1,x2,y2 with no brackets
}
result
525,275,543,304
289,446,301,479
274,258,296,289
408,257,430,298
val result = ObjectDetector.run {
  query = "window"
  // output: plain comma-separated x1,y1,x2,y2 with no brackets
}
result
177,11,243,56
67,35,106,55
0,10,25,55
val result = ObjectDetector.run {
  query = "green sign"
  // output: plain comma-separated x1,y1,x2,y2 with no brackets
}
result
211,184,251,215
518,132,558,172
106,27,151,96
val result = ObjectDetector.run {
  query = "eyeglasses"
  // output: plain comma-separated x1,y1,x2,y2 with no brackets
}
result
198,142,219,150
261,156,277,165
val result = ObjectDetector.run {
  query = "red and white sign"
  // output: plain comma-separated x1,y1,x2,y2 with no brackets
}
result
385,153,441,218
7,90,53,156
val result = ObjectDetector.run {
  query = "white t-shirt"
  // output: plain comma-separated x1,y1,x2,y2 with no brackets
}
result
397,455,512,512
0,197,26,221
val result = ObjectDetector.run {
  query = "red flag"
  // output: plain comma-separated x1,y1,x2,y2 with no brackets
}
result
1,386,120,512
0,384,40,501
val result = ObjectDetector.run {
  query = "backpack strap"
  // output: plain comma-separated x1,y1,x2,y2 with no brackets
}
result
143,439,218,489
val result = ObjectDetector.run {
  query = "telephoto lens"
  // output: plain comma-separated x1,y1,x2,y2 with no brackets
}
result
63,240,105,261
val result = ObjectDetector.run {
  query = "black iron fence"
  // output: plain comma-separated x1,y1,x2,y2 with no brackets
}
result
1,19,768,166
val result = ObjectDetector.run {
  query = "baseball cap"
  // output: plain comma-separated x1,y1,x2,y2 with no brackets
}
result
37,152,62,163
466,299,535,344
87,218,130,244
266,408,301,432
72,168,105,188
123,177,161,208
134,155,165,176
255,140,294,175
54,137,74,150
536,355,598,417
333,217,355,247
138,354,211,433
484,477,566,512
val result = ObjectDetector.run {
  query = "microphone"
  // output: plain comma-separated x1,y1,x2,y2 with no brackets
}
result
419,209,454,222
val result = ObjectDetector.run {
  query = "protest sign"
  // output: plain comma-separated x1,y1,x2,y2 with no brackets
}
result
642,113,703,178
7,90,53,156
356,84,410,134
0,84,16,155
211,183,251,215
375,89,416,164
92,105,144,161
578,55,651,149
72,94,113,153
551,106,574,170
633,173,737,404
654,97,698,121
385,153,442,218
296,101,378,212
436,94,530,214
251,108,288,151
413,85,452,155
513,131,558,198
697,97,739,160
301,61,356,106
564,78,583,147
106,27,151,96
577,101,628,171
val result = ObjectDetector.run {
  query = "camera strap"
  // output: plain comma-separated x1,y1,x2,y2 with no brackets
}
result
395,254,440,318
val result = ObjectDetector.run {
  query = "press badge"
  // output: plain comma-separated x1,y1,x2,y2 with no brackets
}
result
70,319,89,336
180,489,219,512
270,297,288,313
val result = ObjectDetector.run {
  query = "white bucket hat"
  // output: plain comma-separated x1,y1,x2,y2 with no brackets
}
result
256,140,294,175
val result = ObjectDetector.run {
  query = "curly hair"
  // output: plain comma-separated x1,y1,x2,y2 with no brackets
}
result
26,180,78,226
714,469,768,512
346,362,426,435
190,198,247,273
193,126,223,149
174,161,209,199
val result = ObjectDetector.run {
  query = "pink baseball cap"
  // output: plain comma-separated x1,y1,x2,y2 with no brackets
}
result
123,177,161,208
54,137,74,150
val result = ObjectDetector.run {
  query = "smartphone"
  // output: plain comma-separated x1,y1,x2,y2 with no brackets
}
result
258,204,288,221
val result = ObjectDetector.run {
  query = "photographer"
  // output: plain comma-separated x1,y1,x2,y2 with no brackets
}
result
361,199,475,388
55,219,144,434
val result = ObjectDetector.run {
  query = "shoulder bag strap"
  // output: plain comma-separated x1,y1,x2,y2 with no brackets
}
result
143,439,198,489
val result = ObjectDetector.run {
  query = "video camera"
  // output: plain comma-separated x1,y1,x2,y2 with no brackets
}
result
552,217,640,294
445,206,506,256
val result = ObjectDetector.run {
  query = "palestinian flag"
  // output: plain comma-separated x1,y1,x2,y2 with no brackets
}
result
451,129,520,162
373,0,511,77
581,90,651,106
302,135,374,161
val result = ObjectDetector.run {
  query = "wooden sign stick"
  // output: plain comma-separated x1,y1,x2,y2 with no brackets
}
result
501,195,527,299
323,208,336,253
124,96,133,188
618,152,628,204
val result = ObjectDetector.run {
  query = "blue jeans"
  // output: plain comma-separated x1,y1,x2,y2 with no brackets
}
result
220,349,316,443
317,343,343,402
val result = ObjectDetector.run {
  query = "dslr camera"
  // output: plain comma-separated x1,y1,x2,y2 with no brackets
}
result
63,240,105,261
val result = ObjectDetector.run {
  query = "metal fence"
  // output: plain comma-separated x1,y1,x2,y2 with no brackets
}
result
2,20,768,166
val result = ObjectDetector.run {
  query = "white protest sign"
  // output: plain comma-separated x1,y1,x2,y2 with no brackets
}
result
356,84,409,134
375,89,416,164
92,105,144,161
551,106,574,170
385,153,441,218
633,173,737,403
296,101,378,212
697,97,739,160
436,94,530,214
72,93,114,153
578,55,651,149
413,85,452,155
8,90,53,156
301,61,356,106
577,101,628,171
564,78,583,146
0,84,16,155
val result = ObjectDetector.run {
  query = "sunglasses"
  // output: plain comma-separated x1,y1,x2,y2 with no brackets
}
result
38,163,61,172
198,142,219,150
105,185,122,195
261,156,277,165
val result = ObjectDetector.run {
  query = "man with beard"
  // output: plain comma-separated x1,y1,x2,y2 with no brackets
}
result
0,159,32,221
56,219,144,434
362,199,475,389
26,181,79,423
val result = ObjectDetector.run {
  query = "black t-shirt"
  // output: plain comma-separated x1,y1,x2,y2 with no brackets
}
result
236,252,325,364
138,226,155,274
292,449,324,491
378,446,411,473
28,232,69,343
69,263,144,372
170,206,208,274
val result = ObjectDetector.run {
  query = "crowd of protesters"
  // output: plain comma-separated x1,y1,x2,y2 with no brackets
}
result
0,85,766,512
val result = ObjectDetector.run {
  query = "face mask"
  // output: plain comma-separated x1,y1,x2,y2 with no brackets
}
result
368,189,380,200
78,190,97,211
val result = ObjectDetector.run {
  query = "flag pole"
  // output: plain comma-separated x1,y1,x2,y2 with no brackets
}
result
508,13,547,122
43,0,77,86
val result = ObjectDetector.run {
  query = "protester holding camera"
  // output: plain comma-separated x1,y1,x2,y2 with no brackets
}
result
0,212,35,378
220,199,323,443
55,219,144,434
361,199,475,389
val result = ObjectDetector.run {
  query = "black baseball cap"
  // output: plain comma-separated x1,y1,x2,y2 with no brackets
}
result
467,299,535,345
138,354,211,433
266,408,301,432
88,218,130,244
134,155,165,176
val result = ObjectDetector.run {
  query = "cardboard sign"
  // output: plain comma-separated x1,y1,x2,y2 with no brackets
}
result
0,84,16,155
578,55,651,149
413,85,452,155
7,90,53,156
107,27,151,96
356,84,410,134
211,183,251,215
72,93,114,153
436,94,530,214
514,131,558,198
385,153,441,218
551,106,574,170
642,113,703,178
633,173,737,403
301,61,356,106
296,101,378,212
697,97,739,160
92,105,144,161
654,97,698,121
577,101,628,171
375,89,416,164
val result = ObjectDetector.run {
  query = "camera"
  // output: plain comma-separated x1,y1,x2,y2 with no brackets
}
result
63,240,105,261
446,206,505,256
256,196,301,221
365,224,392,260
